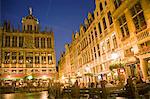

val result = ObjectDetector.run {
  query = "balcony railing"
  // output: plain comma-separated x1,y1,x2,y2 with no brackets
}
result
139,46,150,55
136,28,150,41
124,52,134,57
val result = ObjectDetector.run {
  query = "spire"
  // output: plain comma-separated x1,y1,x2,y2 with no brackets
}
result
29,7,32,15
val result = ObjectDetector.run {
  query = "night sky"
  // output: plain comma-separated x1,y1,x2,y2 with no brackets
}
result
1,0,95,64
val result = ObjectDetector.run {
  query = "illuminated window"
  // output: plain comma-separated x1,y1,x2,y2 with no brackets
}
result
130,2,147,33
26,52,33,64
12,52,17,64
112,35,117,48
4,52,10,64
19,52,24,64
35,55,40,64
48,54,52,64
118,14,129,38
102,43,105,53
41,53,46,64
107,39,110,51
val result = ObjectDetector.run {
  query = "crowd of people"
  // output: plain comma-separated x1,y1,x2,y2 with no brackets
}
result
47,77,150,99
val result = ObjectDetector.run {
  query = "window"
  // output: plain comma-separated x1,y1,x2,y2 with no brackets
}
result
94,27,97,38
103,17,107,30
89,34,91,43
35,37,39,48
47,38,52,48
97,44,101,57
102,43,105,53
12,52,17,64
91,49,94,60
30,25,32,31
91,31,94,40
130,2,147,33
4,52,10,64
35,56,40,64
27,25,30,31
112,35,117,48
12,36,17,47
118,14,129,38
106,39,110,51
19,52,24,64
41,53,46,64
41,38,45,48
48,54,52,64
98,22,102,34
34,26,36,31
100,2,103,11
42,70,46,72
104,0,107,6
19,70,23,73
94,47,97,59
114,0,123,9
26,52,33,64
107,11,113,25
19,37,24,47
5,36,10,47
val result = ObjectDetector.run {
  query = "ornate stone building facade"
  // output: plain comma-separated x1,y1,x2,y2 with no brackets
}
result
0,8,56,80
58,0,150,86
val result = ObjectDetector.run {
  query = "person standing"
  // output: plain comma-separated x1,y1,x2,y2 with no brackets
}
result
71,80,80,99
100,80,107,99
125,77,137,98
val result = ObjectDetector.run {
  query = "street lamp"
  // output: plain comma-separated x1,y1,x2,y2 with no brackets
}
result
76,71,82,84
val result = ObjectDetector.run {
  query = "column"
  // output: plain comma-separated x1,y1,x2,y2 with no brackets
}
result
33,52,35,68
141,0,150,27
45,38,47,48
39,38,41,48
125,65,130,79
140,58,148,81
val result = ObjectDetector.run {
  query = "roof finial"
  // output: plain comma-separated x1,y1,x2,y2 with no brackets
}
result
29,7,32,15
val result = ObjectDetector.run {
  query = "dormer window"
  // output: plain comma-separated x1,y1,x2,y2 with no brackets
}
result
22,8,39,32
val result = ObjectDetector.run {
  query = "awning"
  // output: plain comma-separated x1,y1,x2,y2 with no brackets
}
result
0,73,26,80
98,71,110,75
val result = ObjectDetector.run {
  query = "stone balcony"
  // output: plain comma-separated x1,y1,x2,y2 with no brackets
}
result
136,27,150,41
139,46,150,55
124,52,134,57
